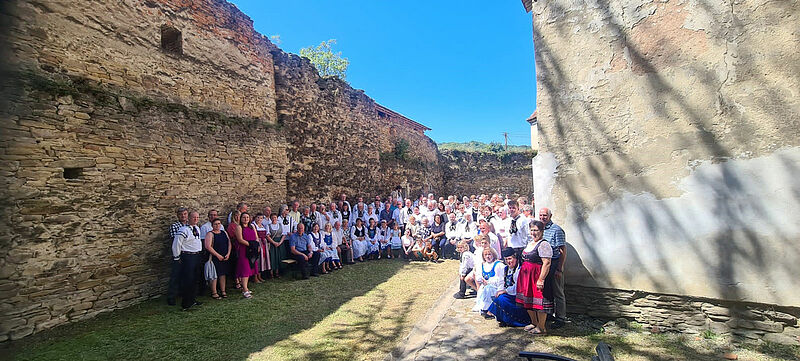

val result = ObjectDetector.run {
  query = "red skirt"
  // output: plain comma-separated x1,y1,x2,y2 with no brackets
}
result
516,261,554,312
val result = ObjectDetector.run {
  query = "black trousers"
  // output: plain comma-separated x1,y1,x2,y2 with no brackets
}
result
179,253,202,308
340,245,353,263
459,267,474,294
292,252,321,278
432,237,444,255
167,259,181,303
442,240,458,260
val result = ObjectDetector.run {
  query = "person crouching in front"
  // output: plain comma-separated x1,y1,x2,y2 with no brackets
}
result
453,240,474,299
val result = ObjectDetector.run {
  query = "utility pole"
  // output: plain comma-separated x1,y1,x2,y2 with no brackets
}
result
502,132,509,150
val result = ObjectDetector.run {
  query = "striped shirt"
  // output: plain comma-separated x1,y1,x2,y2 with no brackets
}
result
542,221,566,259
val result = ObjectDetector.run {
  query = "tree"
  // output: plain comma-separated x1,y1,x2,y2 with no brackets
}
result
299,39,349,80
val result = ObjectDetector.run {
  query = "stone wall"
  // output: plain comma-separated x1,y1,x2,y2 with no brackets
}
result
531,0,800,311
3,0,278,121
0,73,288,341
439,150,533,197
271,50,442,204
0,0,441,341
567,286,800,345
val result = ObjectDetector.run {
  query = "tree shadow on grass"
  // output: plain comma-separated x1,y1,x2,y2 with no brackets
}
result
269,289,419,361
0,260,446,361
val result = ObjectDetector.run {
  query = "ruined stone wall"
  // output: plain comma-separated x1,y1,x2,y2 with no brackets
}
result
271,50,442,204
439,150,532,197
3,0,278,121
531,0,800,331
0,0,441,341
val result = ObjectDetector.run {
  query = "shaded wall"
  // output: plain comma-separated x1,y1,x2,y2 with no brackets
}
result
532,0,800,310
440,150,533,197
271,51,442,204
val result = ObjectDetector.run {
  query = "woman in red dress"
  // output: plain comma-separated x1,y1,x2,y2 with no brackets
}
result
515,220,554,335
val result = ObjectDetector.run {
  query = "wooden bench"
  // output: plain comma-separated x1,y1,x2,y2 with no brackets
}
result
519,342,614,361
281,259,300,279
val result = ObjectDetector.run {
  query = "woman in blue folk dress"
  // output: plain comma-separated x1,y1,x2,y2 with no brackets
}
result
322,223,342,270
488,248,531,327
472,246,506,318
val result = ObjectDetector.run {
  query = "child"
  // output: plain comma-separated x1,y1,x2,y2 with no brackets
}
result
378,220,391,259
401,228,415,261
464,234,489,292
322,223,342,270
390,222,403,259
411,238,425,261
453,240,475,299
422,240,438,262
366,218,380,260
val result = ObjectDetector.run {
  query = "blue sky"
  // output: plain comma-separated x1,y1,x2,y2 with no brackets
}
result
230,1,536,145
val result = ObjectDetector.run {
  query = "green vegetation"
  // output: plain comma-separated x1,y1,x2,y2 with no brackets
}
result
1,260,457,361
379,138,434,171
393,138,410,161
438,141,531,154
701,329,717,339
438,141,536,163
300,39,350,80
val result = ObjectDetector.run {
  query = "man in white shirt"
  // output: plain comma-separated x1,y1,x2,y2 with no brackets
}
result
350,202,368,226
166,207,188,306
339,193,351,214
391,200,402,229
505,200,529,254
372,197,384,214
288,200,301,225
443,212,461,259
491,207,512,246
314,203,329,230
199,209,218,240
278,206,296,235
172,211,204,310
421,200,437,224
399,199,413,233
261,206,273,227
227,202,247,224
458,212,478,250
327,202,342,228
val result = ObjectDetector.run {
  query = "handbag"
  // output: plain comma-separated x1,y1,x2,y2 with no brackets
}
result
204,255,217,281
246,240,259,268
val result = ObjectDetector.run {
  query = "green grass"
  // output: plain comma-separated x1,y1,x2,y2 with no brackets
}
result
0,260,458,361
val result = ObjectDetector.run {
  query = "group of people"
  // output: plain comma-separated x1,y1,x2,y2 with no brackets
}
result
167,191,568,335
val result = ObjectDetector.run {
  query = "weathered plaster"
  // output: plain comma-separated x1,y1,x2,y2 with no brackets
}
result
533,0,800,307
565,147,800,306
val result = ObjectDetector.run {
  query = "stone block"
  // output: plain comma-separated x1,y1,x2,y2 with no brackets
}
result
763,310,798,326
35,316,67,331
0,317,27,333
93,298,115,309
27,313,51,325
76,279,102,290
72,302,93,312
56,95,73,105
733,320,784,333
9,325,34,340
710,321,731,334
763,332,800,346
